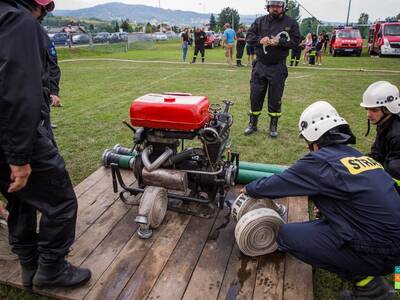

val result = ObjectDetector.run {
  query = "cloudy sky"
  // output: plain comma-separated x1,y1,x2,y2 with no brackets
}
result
55,0,399,22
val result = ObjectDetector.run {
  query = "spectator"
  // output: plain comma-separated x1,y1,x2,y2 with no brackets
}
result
246,43,256,66
223,23,236,67
316,33,325,66
180,28,190,62
322,31,330,53
303,33,312,65
236,25,246,67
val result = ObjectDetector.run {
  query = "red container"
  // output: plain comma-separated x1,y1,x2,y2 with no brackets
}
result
130,93,211,131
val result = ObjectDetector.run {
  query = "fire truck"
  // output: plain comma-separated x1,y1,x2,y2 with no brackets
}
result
368,21,400,56
329,26,363,56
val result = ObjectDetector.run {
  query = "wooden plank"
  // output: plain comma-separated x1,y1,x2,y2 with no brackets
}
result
85,212,183,300
147,214,218,300
117,213,191,300
217,245,258,300
0,260,19,284
251,198,288,300
73,167,108,198
182,207,236,300
75,171,135,238
283,197,313,300
75,170,114,213
55,206,140,300
6,193,132,296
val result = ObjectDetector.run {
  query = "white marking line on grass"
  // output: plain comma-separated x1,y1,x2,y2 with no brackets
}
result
59,58,400,74
289,75,311,79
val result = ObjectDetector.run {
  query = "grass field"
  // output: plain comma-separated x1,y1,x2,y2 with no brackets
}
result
1,40,400,299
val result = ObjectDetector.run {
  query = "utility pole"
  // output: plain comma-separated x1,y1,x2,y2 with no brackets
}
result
158,0,160,8
232,13,234,30
346,0,352,26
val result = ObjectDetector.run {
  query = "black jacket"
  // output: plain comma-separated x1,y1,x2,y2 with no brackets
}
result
246,14,300,65
0,0,50,165
368,115,400,182
246,144,400,256
194,30,206,46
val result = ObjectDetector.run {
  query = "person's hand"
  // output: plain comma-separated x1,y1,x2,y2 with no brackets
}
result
259,36,271,45
268,36,280,46
51,95,62,107
0,202,8,221
8,164,31,193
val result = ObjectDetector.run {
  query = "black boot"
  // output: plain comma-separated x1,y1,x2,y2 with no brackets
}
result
269,116,279,138
32,260,91,288
340,277,395,300
20,259,38,288
244,114,259,136
236,59,244,67
191,57,197,64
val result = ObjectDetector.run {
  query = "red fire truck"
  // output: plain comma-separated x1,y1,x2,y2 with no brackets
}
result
329,26,363,56
368,21,400,56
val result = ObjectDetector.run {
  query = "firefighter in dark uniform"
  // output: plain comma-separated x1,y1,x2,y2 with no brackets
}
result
236,26,246,67
361,81,400,194
0,0,91,289
290,35,304,66
191,27,206,64
243,101,399,300
244,0,300,138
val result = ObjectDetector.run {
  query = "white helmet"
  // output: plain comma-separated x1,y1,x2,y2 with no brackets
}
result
266,0,287,9
299,101,348,142
360,81,400,114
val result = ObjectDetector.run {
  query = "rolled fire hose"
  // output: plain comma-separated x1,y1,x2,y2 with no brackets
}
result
138,186,168,229
232,194,285,257
235,208,284,257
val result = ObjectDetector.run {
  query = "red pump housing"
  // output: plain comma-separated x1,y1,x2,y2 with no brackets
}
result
130,93,211,131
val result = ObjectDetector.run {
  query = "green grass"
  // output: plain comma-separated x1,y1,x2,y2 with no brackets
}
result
1,41,400,299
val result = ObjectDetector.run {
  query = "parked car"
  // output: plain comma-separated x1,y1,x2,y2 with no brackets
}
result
93,32,110,43
165,31,178,40
205,31,221,48
109,32,128,43
119,32,128,41
368,21,400,57
49,32,69,46
329,26,363,57
129,32,153,42
72,34,90,45
154,32,168,41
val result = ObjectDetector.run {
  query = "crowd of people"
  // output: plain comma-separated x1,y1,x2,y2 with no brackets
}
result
1,0,400,299
179,27,329,68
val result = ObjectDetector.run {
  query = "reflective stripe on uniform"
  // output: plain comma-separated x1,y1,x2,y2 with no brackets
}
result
268,112,282,117
249,111,262,116
356,276,374,287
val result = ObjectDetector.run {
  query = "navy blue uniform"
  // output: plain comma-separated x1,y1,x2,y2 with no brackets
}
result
245,144,400,278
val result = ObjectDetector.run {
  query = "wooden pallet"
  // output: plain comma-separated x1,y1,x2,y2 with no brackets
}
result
0,167,313,300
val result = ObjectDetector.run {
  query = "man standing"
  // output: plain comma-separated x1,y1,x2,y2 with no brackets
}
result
223,23,236,66
236,25,246,67
191,27,206,64
244,101,399,300
0,0,91,289
244,0,300,138
361,81,400,193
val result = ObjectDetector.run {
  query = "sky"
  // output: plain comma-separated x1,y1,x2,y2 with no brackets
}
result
54,0,399,23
